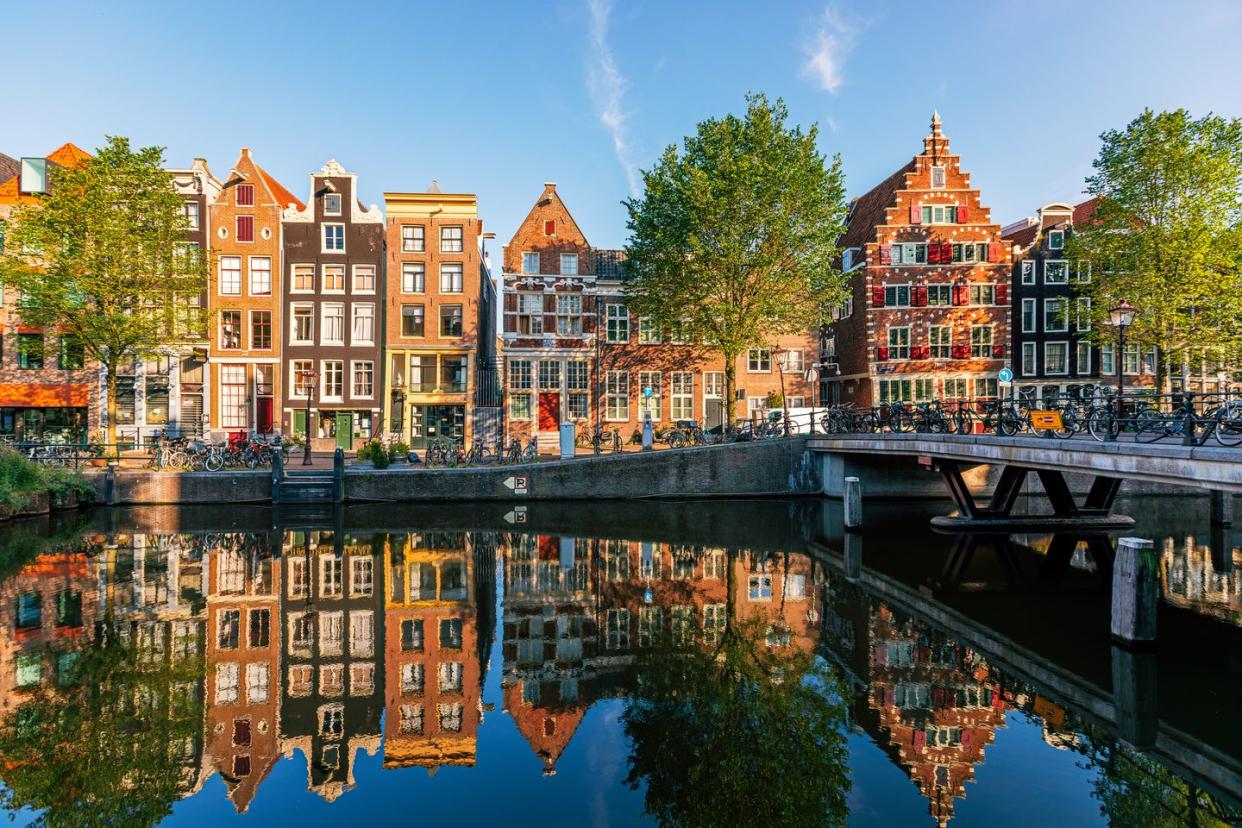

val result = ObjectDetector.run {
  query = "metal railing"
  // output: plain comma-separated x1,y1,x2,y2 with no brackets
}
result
4,432,298,471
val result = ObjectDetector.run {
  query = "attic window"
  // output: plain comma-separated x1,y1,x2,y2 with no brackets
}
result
19,158,47,195
324,193,342,216
236,184,255,207
930,165,946,189
1048,230,1064,250
544,220,555,236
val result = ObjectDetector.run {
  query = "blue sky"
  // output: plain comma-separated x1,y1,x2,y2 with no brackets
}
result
6,0,1241,248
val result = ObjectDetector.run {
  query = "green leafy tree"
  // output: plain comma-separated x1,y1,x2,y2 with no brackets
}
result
1067,109,1242,392
0,632,205,827
621,612,851,827
622,94,849,422
0,137,208,444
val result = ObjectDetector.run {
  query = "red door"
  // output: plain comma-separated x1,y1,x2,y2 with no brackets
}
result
538,392,561,431
256,398,273,434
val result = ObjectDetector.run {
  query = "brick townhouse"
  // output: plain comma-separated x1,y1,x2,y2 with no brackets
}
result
826,113,1012,407
281,161,384,450
0,143,97,441
501,183,817,447
1002,198,1166,402
208,149,302,435
382,185,499,449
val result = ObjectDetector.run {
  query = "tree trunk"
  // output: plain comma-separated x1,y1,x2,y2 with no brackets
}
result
723,356,738,427
104,368,118,448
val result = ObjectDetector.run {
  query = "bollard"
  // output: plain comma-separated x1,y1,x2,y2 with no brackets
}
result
843,531,862,582
844,476,862,531
1111,644,1158,749
1111,537,1157,645
271,443,284,505
332,448,345,503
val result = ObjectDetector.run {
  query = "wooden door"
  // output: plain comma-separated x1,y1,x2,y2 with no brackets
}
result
335,412,353,450
538,392,561,431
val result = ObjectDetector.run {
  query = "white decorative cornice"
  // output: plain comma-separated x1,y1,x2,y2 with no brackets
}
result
320,159,347,176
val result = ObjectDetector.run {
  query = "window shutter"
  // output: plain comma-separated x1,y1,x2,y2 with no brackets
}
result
987,242,1000,262
992,344,1004,358
941,242,953,263
957,204,969,223
953,284,967,306
544,219,555,235
909,203,921,224
582,293,597,334
876,346,889,362
928,244,940,265
236,215,254,243
913,285,927,307
996,284,1008,304
871,286,885,307
503,311,517,334
504,292,518,312
879,244,891,265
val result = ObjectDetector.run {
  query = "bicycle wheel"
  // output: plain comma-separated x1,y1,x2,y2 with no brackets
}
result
997,412,1021,437
1215,415,1242,447
1134,411,1169,443
189,452,207,471
205,452,224,472
1052,407,1076,440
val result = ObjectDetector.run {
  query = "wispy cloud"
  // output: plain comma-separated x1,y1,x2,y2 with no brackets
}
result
586,0,641,196
802,6,858,94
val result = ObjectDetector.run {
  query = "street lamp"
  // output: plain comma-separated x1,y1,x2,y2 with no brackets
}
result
1108,299,1137,441
298,368,317,465
773,347,791,435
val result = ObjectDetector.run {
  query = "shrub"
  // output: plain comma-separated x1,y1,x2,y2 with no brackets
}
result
0,447,93,510
357,439,390,469
388,441,411,461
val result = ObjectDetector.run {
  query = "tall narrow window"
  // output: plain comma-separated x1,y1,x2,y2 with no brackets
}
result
236,215,254,243
250,311,272,350
440,263,463,293
401,262,425,293
235,184,255,206
219,256,242,295
249,256,271,295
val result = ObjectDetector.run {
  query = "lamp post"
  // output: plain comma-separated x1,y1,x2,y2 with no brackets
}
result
299,368,317,465
773,347,790,435
1108,299,1137,441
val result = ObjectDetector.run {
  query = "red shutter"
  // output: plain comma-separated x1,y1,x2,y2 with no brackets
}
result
941,242,953,263
544,219,555,235
996,283,1008,304
879,244,891,265
582,293,597,334
992,344,1004,358
915,345,928,360
504,292,518,312
909,203,921,224
236,215,254,242
503,311,517,334
871,285,885,307
987,242,1000,262
952,344,966,359
953,284,967,306
928,244,941,265
877,346,889,362
957,204,969,223
913,285,928,307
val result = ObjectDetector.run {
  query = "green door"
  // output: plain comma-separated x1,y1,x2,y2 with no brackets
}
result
292,410,308,439
335,412,353,450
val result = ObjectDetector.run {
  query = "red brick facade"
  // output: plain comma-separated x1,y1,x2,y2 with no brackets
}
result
827,114,1012,407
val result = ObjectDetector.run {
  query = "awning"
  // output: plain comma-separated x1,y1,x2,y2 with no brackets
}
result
0,383,90,407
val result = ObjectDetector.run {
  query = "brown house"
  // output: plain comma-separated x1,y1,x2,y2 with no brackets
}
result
382,186,498,448
826,113,1012,408
281,161,384,450
209,149,302,435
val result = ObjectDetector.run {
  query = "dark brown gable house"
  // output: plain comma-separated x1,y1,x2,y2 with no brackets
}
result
281,160,384,450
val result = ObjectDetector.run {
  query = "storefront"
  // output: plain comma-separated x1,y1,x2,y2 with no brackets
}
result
291,409,373,451
408,404,465,448
0,384,91,442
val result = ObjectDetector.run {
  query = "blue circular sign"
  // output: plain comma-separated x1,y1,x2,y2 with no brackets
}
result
998,367,1014,383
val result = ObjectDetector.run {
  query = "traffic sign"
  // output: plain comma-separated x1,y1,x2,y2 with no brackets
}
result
998,367,1013,383
643,386,653,398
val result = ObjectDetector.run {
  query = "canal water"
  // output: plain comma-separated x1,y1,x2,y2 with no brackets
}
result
0,496,1238,827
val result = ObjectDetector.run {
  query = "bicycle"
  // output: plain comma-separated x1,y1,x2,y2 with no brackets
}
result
503,438,538,464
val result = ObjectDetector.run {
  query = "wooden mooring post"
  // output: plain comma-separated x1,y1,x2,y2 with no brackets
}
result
844,476,862,531
1111,537,1157,645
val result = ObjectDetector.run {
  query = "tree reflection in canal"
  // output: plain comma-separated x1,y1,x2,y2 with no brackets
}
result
622,614,850,828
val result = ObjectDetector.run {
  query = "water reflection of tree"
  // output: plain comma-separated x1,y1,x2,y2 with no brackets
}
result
1085,739,1237,828
0,631,205,828
621,614,851,828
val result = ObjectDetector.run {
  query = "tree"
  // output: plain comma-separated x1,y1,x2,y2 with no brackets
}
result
0,137,207,444
1067,109,1242,393
621,613,851,828
622,94,849,422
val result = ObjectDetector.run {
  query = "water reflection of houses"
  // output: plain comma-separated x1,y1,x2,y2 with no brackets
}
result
278,530,385,802
383,530,496,773
1160,535,1241,625
499,535,823,774
202,533,282,812
821,582,1006,827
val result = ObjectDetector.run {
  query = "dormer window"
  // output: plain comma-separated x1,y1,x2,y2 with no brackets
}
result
930,165,946,189
19,158,47,195
324,193,342,216
236,184,254,207
1048,229,1064,250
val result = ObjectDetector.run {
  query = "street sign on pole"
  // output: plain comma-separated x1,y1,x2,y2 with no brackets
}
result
999,367,1013,384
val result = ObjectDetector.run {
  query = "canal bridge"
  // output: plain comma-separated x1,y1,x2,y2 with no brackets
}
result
808,433,1242,530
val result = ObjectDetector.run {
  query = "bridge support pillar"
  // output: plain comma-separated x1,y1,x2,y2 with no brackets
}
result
1112,644,1158,749
1210,490,1234,527
844,477,862,531
1111,537,1157,645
